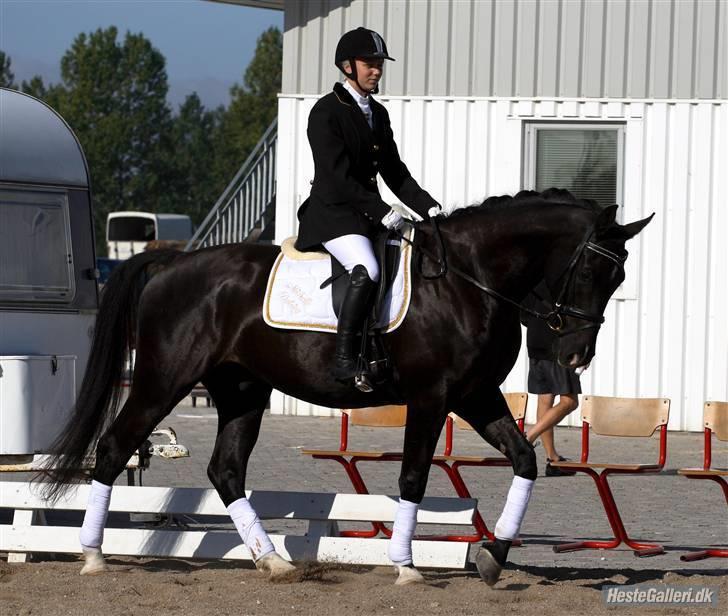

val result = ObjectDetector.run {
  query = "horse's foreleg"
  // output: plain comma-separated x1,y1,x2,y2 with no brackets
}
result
204,369,294,581
389,399,448,585
456,388,537,585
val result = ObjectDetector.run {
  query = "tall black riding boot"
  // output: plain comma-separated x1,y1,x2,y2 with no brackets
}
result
332,264,377,381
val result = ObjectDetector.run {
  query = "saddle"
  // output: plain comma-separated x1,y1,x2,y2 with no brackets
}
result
265,229,414,389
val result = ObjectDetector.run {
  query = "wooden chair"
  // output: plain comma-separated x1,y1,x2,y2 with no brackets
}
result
550,395,670,557
678,401,728,562
432,392,528,542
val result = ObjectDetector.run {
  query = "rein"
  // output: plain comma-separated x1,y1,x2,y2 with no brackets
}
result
398,217,625,334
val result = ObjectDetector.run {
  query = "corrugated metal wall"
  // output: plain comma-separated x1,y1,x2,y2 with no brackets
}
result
273,95,728,430
282,0,727,99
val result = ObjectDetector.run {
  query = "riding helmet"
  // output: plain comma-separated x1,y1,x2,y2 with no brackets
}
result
335,27,395,69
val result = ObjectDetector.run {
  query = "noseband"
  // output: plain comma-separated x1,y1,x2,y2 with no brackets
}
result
402,218,626,336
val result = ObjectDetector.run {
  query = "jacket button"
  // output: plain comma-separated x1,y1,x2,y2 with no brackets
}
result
369,177,377,184
373,144,380,152
309,180,314,185
372,160,378,167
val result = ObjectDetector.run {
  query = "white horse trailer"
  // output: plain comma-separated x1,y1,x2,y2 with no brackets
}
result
0,88,97,459
106,212,192,260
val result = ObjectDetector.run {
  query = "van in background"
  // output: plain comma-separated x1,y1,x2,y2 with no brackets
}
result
106,211,192,259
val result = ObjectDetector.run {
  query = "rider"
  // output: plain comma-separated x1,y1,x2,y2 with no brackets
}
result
295,26,441,383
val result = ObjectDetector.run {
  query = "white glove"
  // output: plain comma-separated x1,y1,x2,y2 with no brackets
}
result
381,209,405,231
428,205,442,218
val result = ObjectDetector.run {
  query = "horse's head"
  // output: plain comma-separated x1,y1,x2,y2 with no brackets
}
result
546,204,653,367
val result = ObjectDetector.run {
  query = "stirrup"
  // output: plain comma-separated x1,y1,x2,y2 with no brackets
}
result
354,372,374,393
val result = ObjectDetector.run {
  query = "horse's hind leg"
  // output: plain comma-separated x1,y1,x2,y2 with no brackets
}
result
79,372,193,575
203,364,295,581
455,385,537,586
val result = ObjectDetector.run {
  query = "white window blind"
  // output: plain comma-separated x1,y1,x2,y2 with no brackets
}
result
525,124,624,209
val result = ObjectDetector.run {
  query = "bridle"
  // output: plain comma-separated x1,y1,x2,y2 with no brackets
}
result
542,228,626,335
400,217,626,336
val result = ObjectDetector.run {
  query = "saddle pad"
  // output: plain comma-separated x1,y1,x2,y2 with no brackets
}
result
263,235,413,334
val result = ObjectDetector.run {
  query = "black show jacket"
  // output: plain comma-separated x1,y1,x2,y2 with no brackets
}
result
295,82,439,251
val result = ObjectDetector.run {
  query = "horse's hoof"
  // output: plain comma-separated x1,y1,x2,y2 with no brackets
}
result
80,547,108,575
474,546,502,586
394,565,425,585
255,552,296,581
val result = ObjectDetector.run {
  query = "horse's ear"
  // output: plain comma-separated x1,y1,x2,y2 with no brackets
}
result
595,204,619,232
604,213,655,241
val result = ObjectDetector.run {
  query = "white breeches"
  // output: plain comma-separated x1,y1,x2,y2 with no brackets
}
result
322,234,380,282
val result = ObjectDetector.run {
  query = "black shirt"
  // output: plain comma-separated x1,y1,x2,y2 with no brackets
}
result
520,283,558,361
295,82,438,251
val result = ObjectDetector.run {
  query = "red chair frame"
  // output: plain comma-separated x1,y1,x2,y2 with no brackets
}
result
678,401,728,562
551,396,670,557
303,400,527,543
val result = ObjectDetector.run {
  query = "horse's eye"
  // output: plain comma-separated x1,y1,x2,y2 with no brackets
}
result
579,268,593,282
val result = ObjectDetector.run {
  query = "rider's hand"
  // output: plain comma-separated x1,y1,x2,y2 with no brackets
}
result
427,205,442,219
381,209,405,231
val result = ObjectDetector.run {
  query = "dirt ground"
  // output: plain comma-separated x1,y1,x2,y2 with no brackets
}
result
1,556,724,616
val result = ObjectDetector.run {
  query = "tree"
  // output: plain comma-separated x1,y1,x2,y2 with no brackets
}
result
162,93,222,222
50,27,173,251
21,75,49,99
213,27,282,194
0,50,16,88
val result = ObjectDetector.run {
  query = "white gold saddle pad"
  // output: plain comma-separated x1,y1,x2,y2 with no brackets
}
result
263,232,414,334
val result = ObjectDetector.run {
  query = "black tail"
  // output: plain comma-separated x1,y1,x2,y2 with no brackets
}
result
39,249,180,501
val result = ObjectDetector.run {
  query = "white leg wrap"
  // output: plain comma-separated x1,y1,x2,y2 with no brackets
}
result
227,497,275,561
387,499,418,566
494,476,534,541
79,480,112,549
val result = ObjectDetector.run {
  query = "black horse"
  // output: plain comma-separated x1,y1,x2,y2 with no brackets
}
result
42,188,651,584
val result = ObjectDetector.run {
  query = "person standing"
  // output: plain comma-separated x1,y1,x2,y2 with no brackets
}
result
521,282,585,476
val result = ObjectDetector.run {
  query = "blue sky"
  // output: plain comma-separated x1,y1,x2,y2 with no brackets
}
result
0,0,283,110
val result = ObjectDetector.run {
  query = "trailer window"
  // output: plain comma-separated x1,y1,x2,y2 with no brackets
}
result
0,188,75,302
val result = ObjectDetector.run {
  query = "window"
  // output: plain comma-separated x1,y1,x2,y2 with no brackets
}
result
524,123,624,210
0,188,75,302
107,216,156,242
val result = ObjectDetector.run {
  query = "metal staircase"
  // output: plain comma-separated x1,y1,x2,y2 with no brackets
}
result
185,119,277,251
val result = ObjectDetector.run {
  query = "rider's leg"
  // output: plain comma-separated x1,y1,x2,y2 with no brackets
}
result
322,235,379,380
322,234,380,282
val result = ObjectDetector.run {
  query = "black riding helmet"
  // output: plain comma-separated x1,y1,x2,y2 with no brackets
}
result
335,27,395,92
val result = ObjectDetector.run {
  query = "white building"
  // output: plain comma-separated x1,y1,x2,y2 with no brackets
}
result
224,0,727,431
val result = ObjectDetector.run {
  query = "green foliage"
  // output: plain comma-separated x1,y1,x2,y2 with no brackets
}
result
6,26,282,255
213,27,282,194
0,50,16,88
49,27,174,249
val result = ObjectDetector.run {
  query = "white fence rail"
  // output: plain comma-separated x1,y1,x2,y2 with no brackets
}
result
0,482,475,569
